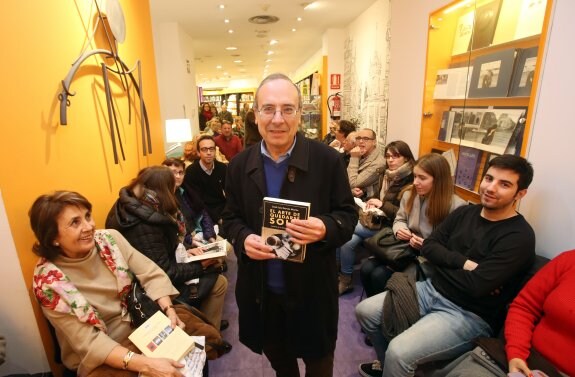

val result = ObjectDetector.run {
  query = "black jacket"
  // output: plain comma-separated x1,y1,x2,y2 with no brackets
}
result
222,133,358,358
105,187,204,290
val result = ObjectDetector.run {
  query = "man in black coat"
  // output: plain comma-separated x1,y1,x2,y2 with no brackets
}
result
222,73,357,377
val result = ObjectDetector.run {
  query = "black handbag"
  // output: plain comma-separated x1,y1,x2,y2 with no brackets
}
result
126,279,161,327
364,226,417,271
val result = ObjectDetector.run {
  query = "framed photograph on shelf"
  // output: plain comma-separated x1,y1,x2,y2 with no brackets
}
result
449,106,527,155
468,48,517,98
509,47,538,97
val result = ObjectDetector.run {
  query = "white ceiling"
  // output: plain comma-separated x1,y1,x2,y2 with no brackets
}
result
149,0,377,88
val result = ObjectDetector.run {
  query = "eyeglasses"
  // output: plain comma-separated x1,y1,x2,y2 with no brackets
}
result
355,136,375,142
200,147,216,153
172,171,185,176
256,105,299,118
385,153,402,159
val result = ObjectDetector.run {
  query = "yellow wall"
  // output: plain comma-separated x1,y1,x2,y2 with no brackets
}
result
0,1,164,371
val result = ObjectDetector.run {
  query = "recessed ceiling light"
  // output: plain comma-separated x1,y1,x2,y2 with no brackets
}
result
233,60,243,63
265,59,272,62
267,51,274,55
270,39,278,45
224,19,230,23
297,17,302,21
302,2,318,10
216,65,222,69
228,29,234,34
225,46,238,51
292,28,297,32
219,4,225,9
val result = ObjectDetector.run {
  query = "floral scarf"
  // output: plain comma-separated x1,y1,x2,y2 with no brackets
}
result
141,188,187,243
32,230,133,333
380,161,413,199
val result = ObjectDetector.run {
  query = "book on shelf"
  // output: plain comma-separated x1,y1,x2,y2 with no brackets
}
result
492,0,522,45
128,311,195,361
470,0,502,50
261,197,310,263
452,10,475,55
442,149,457,177
514,0,547,40
175,239,228,263
432,67,474,99
455,146,483,191
437,111,456,142
509,47,538,97
468,48,517,98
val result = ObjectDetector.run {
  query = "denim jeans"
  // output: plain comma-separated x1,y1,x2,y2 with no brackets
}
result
336,222,377,274
355,279,492,376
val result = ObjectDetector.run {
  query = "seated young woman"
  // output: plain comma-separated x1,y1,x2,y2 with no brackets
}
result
30,191,193,376
337,140,415,295
105,166,228,332
360,153,466,297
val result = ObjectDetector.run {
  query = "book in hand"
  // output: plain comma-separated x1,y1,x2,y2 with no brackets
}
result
261,197,310,263
175,239,228,263
128,311,195,361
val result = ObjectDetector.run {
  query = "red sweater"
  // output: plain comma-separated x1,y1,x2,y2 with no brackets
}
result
214,134,243,161
505,250,575,376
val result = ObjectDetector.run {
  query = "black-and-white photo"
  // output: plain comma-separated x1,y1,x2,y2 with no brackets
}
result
478,61,501,88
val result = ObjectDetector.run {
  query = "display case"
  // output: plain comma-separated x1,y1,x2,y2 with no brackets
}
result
420,0,553,202
296,72,322,140
201,90,254,116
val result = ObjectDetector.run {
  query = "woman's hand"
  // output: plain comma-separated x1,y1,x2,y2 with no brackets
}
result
187,247,203,256
351,187,364,197
508,358,532,377
141,357,185,377
164,307,185,330
409,234,424,250
366,198,383,209
395,228,412,241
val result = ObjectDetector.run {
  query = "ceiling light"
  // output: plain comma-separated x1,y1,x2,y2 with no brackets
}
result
292,28,297,32
233,60,243,63
270,39,278,45
228,29,234,34
265,59,272,62
219,4,225,9
216,65,222,69
302,2,318,10
297,17,302,21
224,19,230,23
267,51,274,55
225,46,237,50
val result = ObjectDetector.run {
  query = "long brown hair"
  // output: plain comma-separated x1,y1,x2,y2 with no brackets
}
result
404,153,455,226
127,166,179,215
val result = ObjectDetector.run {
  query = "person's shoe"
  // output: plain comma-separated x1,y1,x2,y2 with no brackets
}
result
338,273,353,295
358,360,383,377
364,335,373,347
220,319,229,331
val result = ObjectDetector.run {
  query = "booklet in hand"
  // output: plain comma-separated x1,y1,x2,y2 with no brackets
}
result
175,239,228,263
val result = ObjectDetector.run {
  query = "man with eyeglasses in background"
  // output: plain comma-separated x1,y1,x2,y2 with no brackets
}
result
347,128,386,200
183,135,227,232
222,73,357,377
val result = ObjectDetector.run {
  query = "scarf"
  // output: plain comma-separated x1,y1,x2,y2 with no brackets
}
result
380,162,413,199
32,230,133,333
141,188,187,243
381,272,420,341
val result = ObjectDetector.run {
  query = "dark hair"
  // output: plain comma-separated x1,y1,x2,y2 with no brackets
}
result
385,140,416,165
254,73,302,110
245,109,256,125
486,154,534,190
338,120,357,137
127,166,179,215
29,191,92,261
162,158,185,170
196,135,215,151
405,153,455,226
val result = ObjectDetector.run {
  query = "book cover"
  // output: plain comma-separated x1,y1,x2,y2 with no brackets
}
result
492,0,523,45
470,0,502,50
129,311,195,361
468,48,517,98
437,111,456,142
455,146,483,191
452,10,475,55
509,47,538,97
175,239,228,263
261,197,310,263
514,0,547,40
433,67,473,99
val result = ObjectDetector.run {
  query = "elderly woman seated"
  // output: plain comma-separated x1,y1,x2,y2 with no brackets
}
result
30,191,198,376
